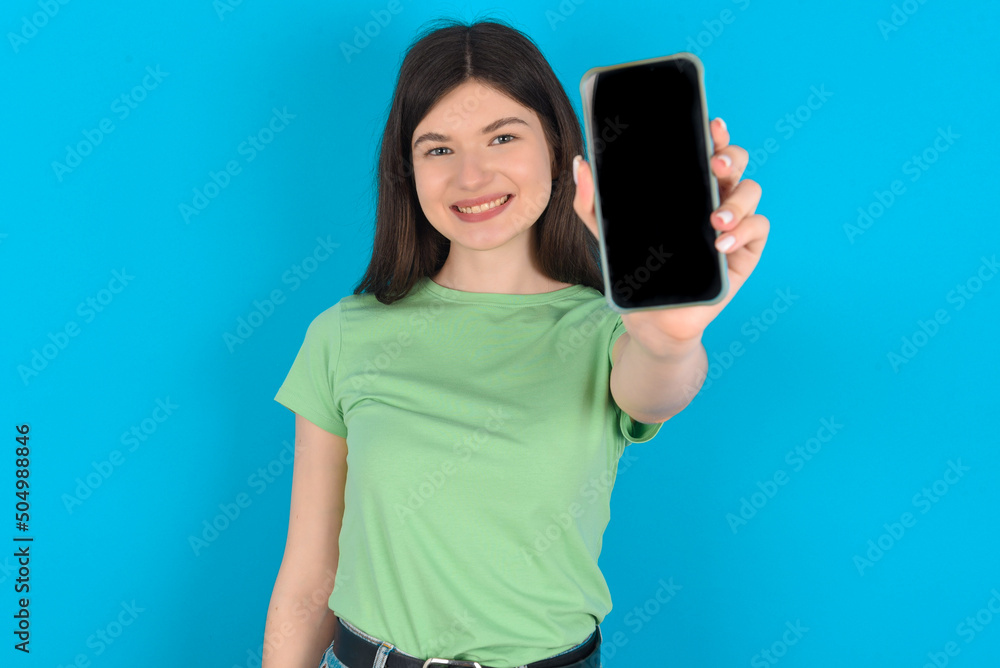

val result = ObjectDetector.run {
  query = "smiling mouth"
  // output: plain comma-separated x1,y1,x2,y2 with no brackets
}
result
452,194,512,214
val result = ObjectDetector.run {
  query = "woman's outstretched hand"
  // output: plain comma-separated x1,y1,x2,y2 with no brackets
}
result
571,117,770,357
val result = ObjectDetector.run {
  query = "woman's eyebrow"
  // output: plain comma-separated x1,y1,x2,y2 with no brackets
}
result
412,116,530,149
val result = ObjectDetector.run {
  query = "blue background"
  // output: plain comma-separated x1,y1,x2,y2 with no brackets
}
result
3,0,998,666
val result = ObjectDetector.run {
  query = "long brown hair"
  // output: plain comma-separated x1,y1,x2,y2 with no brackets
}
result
352,17,604,305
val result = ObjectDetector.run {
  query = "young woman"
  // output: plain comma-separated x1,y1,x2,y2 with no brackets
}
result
263,17,767,668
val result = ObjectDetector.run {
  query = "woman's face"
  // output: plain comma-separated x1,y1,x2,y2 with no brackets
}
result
410,79,555,254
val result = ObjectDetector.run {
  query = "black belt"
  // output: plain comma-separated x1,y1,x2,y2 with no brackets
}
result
332,616,602,668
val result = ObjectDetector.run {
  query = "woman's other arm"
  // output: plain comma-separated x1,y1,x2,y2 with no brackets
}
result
263,414,348,668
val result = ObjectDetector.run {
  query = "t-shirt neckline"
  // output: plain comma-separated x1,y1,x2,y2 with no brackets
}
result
416,275,588,305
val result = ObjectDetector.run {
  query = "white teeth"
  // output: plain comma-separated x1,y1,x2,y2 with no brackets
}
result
457,194,509,214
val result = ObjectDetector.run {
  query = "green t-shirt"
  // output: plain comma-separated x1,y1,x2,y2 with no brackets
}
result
274,275,663,667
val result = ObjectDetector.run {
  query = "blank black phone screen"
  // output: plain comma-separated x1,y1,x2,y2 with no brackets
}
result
591,57,723,310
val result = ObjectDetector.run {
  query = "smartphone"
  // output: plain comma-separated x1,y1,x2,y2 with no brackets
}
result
580,52,728,313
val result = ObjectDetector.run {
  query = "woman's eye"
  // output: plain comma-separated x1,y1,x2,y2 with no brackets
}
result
425,134,517,157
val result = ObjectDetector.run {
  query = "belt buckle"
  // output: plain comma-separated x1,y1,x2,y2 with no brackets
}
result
421,659,482,668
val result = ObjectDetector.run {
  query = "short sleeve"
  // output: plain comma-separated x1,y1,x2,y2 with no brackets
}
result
274,303,347,437
608,315,664,444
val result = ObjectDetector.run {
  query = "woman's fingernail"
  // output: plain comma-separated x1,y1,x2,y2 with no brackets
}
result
717,154,732,168
716,234,735,252
718,117,727,131
715,209,734,226
572,155,581,185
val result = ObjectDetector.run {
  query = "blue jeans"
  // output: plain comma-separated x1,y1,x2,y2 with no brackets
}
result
319,618,601,668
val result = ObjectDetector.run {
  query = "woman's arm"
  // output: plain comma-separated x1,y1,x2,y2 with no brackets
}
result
263,414,348,668
610,330,707,424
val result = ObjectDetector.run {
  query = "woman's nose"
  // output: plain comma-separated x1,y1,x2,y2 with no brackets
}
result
455,152,491,187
